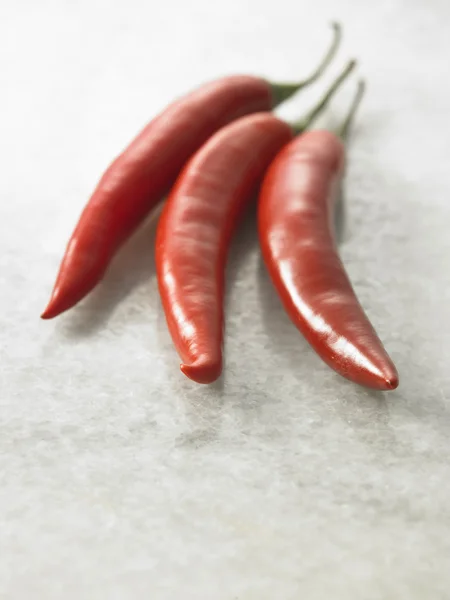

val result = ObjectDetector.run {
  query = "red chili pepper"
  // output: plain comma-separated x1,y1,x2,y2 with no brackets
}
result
156,61,355,383
41,24,341,320
258,81,398,390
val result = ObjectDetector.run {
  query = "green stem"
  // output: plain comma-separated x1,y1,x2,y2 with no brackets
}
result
337,79,366,141
291,59,356,135
271,21,342,107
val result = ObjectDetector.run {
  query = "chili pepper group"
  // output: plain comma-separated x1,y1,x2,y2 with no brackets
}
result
42,23,399,391
41,23,341,320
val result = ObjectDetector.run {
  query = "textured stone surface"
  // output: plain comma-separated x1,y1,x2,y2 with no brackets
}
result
2,0,450,597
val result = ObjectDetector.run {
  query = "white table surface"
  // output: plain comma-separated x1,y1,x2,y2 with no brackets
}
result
2,0,450,598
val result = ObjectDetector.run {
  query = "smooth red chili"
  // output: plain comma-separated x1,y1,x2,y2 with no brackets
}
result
258,82,398,390
41,24,341,320
156,62,355,383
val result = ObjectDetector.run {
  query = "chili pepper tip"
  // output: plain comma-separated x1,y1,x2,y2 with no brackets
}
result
384,374,399,390
180,359,221,385
40,305,56,320
40,291,67,319
371,367,399,391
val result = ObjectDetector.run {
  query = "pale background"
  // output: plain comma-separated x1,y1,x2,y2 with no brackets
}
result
2,0,450,598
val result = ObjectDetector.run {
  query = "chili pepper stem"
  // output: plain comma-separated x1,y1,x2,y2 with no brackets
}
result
332,80,366,242
291,59,356,135
271,21,342,106
337,79,366,141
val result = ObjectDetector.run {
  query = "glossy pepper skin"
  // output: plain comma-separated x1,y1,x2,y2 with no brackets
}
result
41,23,342,319
258,129,398,390
156,113,295,384
41,77,273,319
155,61,356,384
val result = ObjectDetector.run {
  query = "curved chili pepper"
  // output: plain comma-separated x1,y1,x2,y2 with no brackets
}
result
41,23,341,320
156,61,355,383
258,82,398,390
